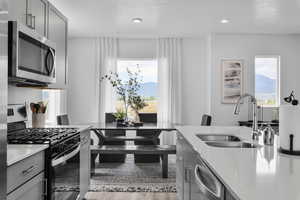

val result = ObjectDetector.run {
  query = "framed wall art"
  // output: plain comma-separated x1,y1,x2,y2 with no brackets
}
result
221,59,244,104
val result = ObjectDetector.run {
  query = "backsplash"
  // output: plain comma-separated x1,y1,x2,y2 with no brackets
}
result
8,85,43,104
8,85,43,125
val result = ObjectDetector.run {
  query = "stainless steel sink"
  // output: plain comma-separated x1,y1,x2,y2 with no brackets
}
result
196,134,241,142
205,141,261,148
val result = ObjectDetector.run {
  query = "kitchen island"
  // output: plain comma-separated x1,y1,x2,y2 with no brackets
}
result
176,125,300,200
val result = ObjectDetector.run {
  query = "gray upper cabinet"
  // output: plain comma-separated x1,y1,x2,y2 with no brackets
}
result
27,0,48,36
47,3,68,89
8,0,68,89
8,0,47,37
8,0,27,25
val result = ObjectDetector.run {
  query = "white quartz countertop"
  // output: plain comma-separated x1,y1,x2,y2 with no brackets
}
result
176,125,300,200
7,145,48,166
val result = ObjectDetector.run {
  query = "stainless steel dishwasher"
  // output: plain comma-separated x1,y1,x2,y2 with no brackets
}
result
193,156,224,200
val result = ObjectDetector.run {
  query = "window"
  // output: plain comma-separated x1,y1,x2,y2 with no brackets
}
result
255,56,280,107
42,90,62,124
116,59,158,113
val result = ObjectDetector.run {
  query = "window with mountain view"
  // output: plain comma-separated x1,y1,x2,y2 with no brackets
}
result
116,59,158,113
255,56,280,107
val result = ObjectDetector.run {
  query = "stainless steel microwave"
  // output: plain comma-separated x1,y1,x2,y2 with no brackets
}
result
8,21,56,85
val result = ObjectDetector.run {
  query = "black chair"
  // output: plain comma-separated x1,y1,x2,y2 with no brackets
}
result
57,114,70,125
139,113,157,123
135,113,160,163
98,113,126,163
201,114,212,126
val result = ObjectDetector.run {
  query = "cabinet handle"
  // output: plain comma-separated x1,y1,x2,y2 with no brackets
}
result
43,178,48,197
31,15,35,29
26,13,32,28
22,165,36,176
82,136,89,145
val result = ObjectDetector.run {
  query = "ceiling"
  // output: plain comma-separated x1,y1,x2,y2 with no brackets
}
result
49,0,300,37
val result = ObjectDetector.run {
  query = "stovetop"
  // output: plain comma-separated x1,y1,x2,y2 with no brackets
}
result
8,127,79,145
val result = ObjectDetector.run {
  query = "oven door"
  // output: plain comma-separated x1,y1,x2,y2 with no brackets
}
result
8,21,56,84
51,142,80,200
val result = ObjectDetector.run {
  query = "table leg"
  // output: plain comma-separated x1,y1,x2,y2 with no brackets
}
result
162,154,168,178
91,154,96,176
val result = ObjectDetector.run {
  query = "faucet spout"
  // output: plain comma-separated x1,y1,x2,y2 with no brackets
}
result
233,93,260,140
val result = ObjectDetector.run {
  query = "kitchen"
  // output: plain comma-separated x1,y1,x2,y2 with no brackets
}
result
1,0,300,200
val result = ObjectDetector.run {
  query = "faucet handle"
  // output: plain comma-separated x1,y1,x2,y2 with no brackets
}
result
263,124,277,145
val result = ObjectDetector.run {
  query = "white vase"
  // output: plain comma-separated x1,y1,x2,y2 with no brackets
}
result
133,109,140,123
32,113,46,128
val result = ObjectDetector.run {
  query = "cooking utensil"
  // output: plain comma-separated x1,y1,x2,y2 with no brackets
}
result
30,102,47,113
30,103,36,113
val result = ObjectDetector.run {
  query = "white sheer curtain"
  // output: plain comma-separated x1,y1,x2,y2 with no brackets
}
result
157,38,182,145
96,37,118,123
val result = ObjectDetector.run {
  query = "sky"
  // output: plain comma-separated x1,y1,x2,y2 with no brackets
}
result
117,60,158,83
255,57,279,80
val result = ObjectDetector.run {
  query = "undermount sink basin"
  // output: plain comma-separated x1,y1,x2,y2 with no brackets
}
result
196,134,241,142
205,141,261,148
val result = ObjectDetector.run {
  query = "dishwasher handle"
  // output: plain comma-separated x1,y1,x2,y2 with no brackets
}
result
194,164,224,200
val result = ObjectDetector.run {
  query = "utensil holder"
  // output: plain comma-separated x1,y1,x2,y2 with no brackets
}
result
32,113,46,128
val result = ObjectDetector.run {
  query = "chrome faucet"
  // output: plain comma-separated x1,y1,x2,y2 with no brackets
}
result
234,93,261,140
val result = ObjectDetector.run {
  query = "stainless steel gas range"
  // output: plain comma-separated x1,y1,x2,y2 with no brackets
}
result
7,104,88,200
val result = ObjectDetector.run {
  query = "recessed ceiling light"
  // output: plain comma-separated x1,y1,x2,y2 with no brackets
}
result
220,19,230,24
132,18,143,24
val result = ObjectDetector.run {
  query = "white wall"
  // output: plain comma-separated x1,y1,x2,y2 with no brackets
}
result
67,37,210,125
67,38,98,124
210,34,300,125
181,38,210,124
68,35,300,126
119,39,156,59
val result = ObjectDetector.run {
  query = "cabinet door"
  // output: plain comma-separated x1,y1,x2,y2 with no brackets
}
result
7,172,45,200
182,139,194,200
225,189,238,200
28,0,47,36
80,130,91,200
8,0,27,25
176,133,185,200
47,3,68,89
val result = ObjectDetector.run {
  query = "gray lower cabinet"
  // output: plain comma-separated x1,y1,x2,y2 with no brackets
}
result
177,132,197,200
80,129,91,200
176,133,185,200
7,151,45,200
177,133,232,200
225,189,239,200
7,173,45,200
47,2,68,89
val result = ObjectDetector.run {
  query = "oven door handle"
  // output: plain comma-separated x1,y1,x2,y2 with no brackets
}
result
51,145,80,167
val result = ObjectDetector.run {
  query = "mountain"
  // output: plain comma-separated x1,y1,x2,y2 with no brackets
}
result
138,82,157,97
255,74,276,93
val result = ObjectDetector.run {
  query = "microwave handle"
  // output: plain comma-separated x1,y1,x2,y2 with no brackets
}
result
45,48,55,75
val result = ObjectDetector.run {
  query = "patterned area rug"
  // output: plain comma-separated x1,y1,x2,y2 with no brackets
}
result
55,155,176,193
90,155,177,192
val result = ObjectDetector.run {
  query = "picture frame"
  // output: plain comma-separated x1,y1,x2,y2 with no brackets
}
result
221,59,244,104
